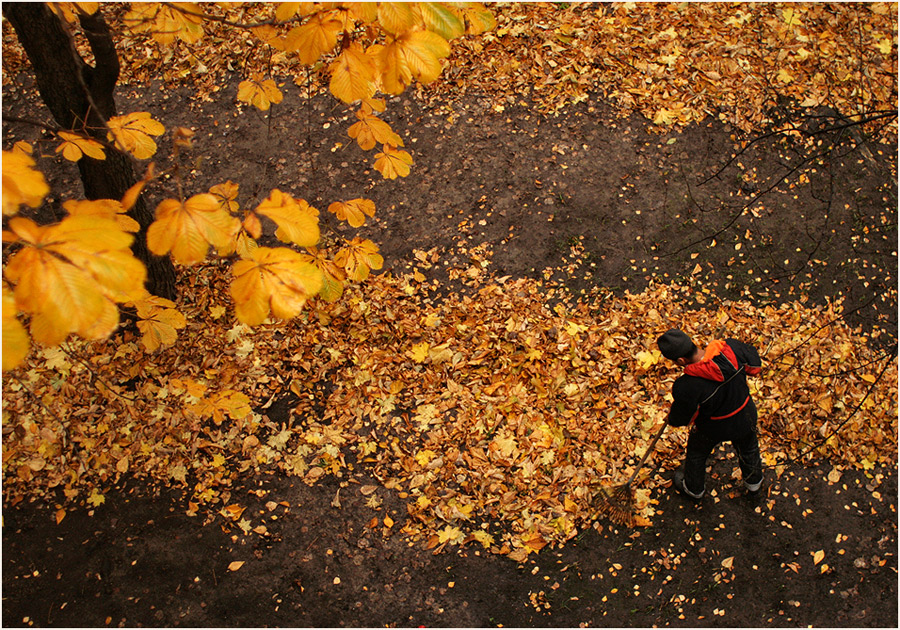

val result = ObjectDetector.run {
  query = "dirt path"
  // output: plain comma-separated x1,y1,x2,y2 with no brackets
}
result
2,79,897,627
3,458,896,627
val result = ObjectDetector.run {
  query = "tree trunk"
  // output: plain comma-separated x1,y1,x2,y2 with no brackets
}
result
3,2,176,300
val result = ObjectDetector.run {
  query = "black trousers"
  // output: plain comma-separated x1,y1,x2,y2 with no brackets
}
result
683,399,763,495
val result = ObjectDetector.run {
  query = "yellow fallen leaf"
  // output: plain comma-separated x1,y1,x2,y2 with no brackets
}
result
228,561,245,572
721,556,734,569
812,550,825,565
409,342,430,363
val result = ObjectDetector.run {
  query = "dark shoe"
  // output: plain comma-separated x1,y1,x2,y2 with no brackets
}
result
673,469,704,500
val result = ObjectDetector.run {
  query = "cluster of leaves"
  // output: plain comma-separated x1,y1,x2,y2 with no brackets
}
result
1,140,378,368
2,2,495,371
3,247,895,556
433,3,897,136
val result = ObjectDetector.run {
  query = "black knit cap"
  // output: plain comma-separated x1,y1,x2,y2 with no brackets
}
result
657,328,695,360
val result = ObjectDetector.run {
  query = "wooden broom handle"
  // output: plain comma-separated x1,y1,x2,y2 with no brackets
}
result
626,421,668,485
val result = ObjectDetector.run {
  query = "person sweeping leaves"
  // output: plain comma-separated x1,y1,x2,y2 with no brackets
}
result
657,328,764,499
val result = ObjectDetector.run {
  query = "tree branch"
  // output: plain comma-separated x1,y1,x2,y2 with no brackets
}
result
79,8,121,110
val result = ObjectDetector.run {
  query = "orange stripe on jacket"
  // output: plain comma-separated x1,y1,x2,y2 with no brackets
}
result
702,339,727,362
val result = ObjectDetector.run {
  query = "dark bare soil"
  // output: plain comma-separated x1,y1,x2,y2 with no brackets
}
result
2,74,897,627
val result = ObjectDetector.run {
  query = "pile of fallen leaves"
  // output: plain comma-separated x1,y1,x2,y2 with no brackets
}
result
3,246,896,558
431,2,897,136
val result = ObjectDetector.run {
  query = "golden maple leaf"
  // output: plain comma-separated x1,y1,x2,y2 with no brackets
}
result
254,189,320,247
409,341,430,363
237,73,284,111
122,3,205,45
327,198,376,228
200,390,252,425
2,150,49,216
334,237,383,281
5,216,145,345
106,111,165,160
230,247,324,325
373,144,413,179
636,349,661,370
329,43,377,103
209,181,241,214
147,193,240,265
284,12,342,63
55,131,106,162
348,108,403,151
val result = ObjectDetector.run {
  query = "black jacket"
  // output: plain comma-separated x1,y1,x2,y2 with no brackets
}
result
666,339,762,435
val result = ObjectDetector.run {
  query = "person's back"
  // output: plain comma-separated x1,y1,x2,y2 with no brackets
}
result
657,330,763,499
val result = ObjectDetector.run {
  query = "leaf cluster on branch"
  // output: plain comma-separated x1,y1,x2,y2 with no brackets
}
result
2,1,495,370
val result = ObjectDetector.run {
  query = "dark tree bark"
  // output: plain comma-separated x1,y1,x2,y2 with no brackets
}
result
3,2,176,300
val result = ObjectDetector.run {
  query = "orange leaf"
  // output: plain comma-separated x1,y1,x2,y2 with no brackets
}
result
230,247,324,326
122,3,204,44
56,131,106,162
329,43,376,103
2,150,49,216
147,194,240,264
327,198,376,228
237,73,284,111
284,13,342,63
120,163,156,212
132,294,187,352
334,237,383,281
63,199,140,233
348,109,402,151
377,2,416,34
5,216,144,345
254,190,319,247
106,112,164,160
209,181,240,214
373,144,413,179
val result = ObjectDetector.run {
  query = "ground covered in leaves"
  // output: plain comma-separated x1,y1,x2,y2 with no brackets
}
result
3,3,898,628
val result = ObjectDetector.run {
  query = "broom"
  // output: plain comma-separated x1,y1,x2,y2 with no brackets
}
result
594,421,668,527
